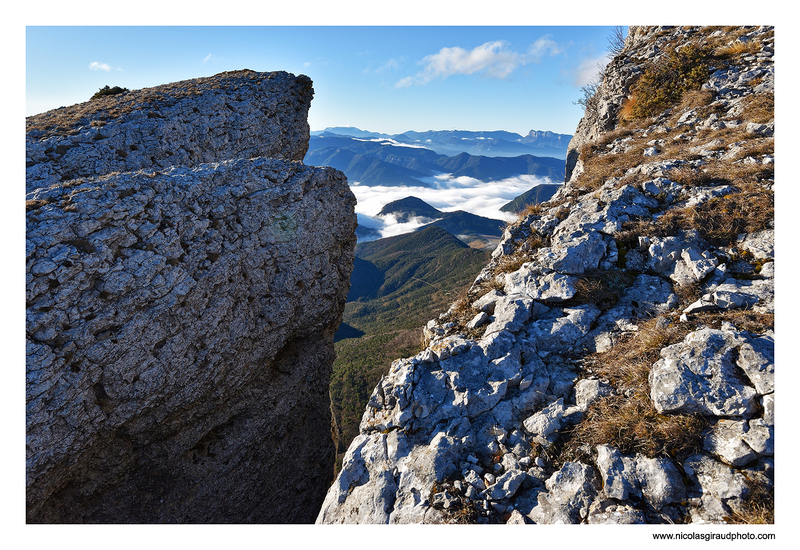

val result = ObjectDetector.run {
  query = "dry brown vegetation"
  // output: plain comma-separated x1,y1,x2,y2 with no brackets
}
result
562,268,636,311
725,478,774,524
549,317,707,466
658,186,773,247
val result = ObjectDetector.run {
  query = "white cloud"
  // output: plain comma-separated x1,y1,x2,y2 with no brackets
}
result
397,37,561,87
89,62,111,72
528,36,562,58
350,174,558,239
303,57,329,69
573,53,612,87
352,137,428,149
364,57,402,74
203,53,213,63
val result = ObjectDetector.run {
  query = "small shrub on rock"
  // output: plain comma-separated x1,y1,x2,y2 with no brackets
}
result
91,85,130,100
629,44,711,119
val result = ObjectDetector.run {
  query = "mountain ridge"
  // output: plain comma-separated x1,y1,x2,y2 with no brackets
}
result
310,127,572,159
305,134,565,187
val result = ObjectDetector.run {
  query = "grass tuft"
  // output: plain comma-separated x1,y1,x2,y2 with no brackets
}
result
551,317,707,465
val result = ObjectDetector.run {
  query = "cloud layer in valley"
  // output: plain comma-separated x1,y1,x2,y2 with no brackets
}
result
352,173,558,239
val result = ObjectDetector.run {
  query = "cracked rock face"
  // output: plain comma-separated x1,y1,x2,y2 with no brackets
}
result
26,71,357,523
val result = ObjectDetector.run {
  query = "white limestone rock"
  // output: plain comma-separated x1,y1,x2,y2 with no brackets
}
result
574,379,613,410
587,499,647,524
682,453,757,523
737,229,774,260
596,445,640,501
503,268,577,303
646,235,718,286
704,419,759,467
529,462,600,524
649,328,767,418
635,456,686,509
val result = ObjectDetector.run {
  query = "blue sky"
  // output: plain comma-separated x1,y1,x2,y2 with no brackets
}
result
26,25,617,136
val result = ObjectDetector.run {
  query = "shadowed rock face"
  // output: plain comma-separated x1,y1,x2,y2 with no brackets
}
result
26,71,357,523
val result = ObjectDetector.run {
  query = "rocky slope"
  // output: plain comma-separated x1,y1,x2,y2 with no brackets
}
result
317,26,774,524
26,70,357,522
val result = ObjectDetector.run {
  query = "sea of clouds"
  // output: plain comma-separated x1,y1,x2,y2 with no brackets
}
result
352,173,559,239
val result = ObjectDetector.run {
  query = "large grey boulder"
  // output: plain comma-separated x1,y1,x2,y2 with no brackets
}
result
27,71,357,523
26,157,357,523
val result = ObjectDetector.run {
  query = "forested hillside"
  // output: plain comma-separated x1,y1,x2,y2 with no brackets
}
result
330,227,491,468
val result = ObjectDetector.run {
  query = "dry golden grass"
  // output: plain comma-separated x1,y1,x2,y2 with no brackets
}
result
517,202,545,217
725,478,774,524
26,199,51,212
656,182,773,247
679,89,717,112
552,317,707,466
739,92,774,124
494,253,530,275
714,39,763,59
563,268,636,311
695,310,774,332
575,143,650,192
671,280,703,307
664,165,716,188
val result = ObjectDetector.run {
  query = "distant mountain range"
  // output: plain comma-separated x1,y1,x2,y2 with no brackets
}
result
311,127,571,159
305,133,565,187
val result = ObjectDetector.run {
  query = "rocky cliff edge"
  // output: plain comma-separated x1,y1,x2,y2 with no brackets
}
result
26,70,357,522
317,26,774,525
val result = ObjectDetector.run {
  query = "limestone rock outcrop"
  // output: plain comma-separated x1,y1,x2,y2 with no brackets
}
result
26,70,312,193
318,26,774,524
26,70,357,522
